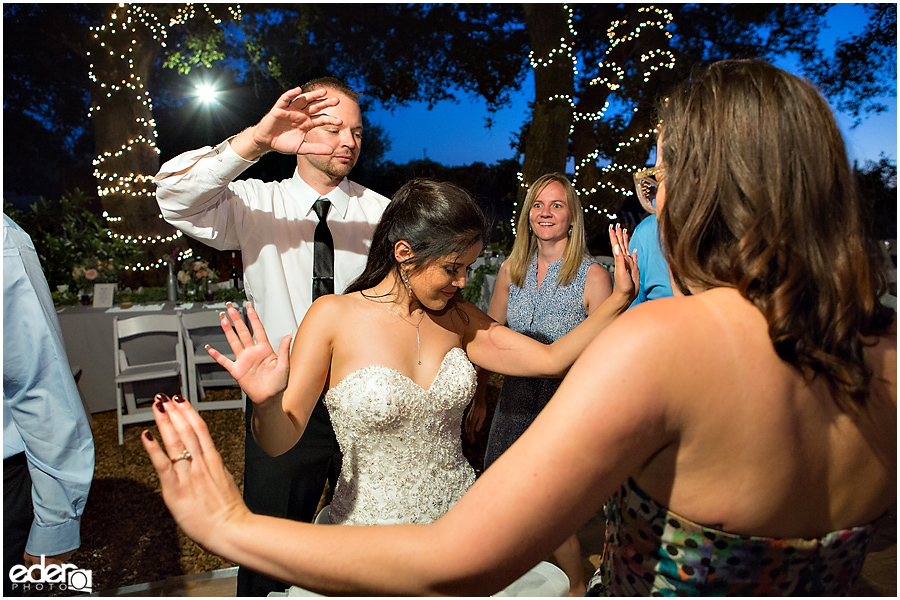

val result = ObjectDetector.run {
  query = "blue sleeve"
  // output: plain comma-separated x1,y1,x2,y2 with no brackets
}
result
628,216,673,309
3,215,95,556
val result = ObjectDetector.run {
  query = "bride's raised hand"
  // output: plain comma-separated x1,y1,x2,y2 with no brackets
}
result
609,223,639,302
206,302,292,404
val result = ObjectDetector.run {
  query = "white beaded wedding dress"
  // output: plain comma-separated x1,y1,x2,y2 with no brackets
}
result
273,347,568,597
325,346,476,525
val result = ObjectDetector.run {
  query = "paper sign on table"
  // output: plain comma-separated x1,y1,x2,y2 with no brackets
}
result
92,283,116,308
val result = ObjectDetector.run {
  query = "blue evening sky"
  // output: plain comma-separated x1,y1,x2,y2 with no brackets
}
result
366,4,897,167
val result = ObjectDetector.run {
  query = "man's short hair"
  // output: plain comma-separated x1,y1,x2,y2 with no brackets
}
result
301,77,360,102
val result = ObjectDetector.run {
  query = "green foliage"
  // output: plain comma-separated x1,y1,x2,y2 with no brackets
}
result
163,29,226,74
212,287,248,303
4,189,139,291
117,287,169,304
461,262,499,305
856,157,898,240
50,289,81,306
805,4,897,122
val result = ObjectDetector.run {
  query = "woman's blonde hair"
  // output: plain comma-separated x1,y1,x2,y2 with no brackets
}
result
507,173,588,288
657,59,893,405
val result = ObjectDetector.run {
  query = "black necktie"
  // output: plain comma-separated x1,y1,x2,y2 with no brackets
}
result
313,198,335,301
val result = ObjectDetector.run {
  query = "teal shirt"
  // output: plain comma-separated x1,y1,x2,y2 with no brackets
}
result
628,214,673,308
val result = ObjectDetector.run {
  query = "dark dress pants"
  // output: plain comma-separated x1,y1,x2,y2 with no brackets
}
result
4,452,32,597
237,397,341,596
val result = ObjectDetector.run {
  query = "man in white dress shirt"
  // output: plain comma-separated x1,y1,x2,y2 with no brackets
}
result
154,78,390,596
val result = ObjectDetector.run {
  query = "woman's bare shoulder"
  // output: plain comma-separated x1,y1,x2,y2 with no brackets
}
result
303,292,370,328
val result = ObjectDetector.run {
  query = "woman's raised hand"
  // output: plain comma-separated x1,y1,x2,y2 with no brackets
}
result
609,223,639,302
142,395,250,554
206,303,292,405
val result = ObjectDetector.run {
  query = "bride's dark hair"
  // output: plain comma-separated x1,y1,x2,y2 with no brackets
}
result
345,179,488,296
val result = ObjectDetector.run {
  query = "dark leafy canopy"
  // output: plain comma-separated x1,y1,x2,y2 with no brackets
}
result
807,3,897,122
3,4,101,199
233,4,529,111
3,3,896,224
856,158,898,241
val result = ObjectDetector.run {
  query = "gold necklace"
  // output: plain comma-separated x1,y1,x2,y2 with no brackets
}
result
384,302,426,365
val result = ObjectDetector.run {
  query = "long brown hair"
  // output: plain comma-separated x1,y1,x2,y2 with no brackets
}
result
657,59,893,406
507,173,588,288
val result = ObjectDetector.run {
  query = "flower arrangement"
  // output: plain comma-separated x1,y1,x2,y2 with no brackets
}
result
177,258,218,299
72,257,118,296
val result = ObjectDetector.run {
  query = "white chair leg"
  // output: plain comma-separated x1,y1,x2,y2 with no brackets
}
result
187,361,200,408
116,385,125,446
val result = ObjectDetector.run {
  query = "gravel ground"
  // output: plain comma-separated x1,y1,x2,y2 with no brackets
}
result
40,393,247,596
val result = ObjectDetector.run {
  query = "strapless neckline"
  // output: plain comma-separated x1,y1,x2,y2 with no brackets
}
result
327,346,468,396
323,345,476,527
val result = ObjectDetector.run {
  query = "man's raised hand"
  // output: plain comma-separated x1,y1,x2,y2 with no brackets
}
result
233,88,342,159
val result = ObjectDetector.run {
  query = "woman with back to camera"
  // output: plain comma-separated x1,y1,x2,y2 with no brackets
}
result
466,173,613,595
143,60,895,596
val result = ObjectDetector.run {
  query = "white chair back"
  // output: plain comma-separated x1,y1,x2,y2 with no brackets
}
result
113,314,187,444
180,310,246,412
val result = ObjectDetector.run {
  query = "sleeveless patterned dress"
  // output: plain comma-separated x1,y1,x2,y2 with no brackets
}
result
587,478,876,596
483,254,594,469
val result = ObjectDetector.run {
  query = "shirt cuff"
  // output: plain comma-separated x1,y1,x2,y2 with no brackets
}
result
154,136,257,182
25,519,81,557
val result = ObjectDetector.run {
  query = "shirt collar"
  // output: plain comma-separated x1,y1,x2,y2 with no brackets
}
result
291,170,352,219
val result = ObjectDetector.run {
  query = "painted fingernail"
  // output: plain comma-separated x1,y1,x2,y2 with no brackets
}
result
155,402,166,413
226,302,233,309
219,311,227,319
154,393,168,402
173,394,186,403
144,430,154,441
204,344,211,350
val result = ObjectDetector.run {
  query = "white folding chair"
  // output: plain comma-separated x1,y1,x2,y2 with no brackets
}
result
113,314,188,445
180,310,246,413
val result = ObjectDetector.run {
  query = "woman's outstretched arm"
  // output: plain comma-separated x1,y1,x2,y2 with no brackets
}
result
463,224,639,378
143,310,671,595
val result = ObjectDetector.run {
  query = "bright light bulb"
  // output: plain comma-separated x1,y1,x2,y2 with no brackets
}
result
195,83,218,103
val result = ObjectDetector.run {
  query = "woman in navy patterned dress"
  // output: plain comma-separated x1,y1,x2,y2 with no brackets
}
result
467,173,621,595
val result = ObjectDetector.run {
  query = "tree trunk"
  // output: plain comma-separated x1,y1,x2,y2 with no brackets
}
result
519,3,575,203
88,4,177,285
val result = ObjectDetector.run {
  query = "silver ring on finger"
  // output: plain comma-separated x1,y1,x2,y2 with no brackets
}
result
172,450,192,464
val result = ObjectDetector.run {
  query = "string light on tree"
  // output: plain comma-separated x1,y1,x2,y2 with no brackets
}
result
87,3,241,270
123,247,194,273
515,5,675,232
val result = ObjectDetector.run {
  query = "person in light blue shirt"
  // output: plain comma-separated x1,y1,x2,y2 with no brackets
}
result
628,214,673,308
3,214,94,596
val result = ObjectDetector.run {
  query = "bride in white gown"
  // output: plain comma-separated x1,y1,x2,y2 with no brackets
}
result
185,179,636,589
324,345,476,526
